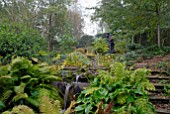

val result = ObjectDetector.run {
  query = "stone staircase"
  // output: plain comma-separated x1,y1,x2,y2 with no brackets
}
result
134,66,170,114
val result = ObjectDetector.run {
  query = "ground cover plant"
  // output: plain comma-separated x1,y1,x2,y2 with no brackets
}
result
74,62,156,114
121,44,170,65
0,57,62,113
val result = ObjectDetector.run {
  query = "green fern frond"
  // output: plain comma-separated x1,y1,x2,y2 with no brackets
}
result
0,90,13,103
64,100,76,114
27,78,39,85
12,93,28,102
116,93,128,105
10,57,33,77
21,75,31,81
26,97,39,107
134,98,155,114
0,76,14,95
97,70,115,84
113,106,127,114
43,75,61,82
141,81,155,91
38,88,51,98
53,100,62,114
85,87,100,96
2,105,34,114
111,62,127,77
0,65,9,76
39,96,62,114
39,96,53,114
14,83,26,94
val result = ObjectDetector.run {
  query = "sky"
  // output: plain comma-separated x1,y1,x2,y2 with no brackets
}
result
77,0,101,36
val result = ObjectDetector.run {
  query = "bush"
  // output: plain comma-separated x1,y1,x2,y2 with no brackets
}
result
92,37,109,54
0,23,46,64
63,52,91,67
127,43,142,51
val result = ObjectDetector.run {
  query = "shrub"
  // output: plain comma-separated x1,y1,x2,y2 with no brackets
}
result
63,52,91,67
0,22,46,64
92,38,109,54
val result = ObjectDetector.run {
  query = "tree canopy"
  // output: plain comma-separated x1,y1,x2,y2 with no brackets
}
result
93,0,170,47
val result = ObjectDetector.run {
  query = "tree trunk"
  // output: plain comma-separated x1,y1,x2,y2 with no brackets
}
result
157,24,161,48
47,13,53,52
131,35,134,44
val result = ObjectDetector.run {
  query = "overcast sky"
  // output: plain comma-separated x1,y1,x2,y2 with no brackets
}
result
77,0,101,36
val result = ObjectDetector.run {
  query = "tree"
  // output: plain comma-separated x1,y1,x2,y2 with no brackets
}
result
0,0,81,52
93,0,170,47
68,1,84,39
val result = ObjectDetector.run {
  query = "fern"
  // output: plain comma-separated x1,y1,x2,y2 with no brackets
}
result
0,90,13,103
43,75,61,82
97,70,115,84
53,100,62,114
116,93,128,105
141,81,155,91
134,98,155,114
12,93,28,102
26,97,39,107
0,76,14,95
2,105,34,114
113,106,127,114
39,96,62,114
0,57,62,113
64,100,76,114
74,62,156,114
63,51,91,67
85,87,100,96
14,83,26,94
0,65,9,76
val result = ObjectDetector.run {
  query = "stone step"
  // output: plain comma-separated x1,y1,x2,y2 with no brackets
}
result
149,96,170,104
62,66,109,70
156,108,170,114
147,75,170,80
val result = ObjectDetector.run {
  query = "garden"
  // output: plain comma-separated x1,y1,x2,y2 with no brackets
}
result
0,0,170,114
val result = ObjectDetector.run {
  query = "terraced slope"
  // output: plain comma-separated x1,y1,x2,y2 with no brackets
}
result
135,54,170,114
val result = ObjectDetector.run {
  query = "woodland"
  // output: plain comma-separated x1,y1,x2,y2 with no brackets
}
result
0,0,170,114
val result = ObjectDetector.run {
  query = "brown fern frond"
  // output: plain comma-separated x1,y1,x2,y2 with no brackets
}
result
103,102,113,114
95,99,104,114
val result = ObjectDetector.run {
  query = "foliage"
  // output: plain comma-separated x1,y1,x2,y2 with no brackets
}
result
167,62,170,75
94,54,115,67
0,0,84,52
127,43,142,51
64,100,76,114
92,37,109,54
63,51,91,67
93,0,170,46
120,45,170,65
39,96,62,114
74,62,155,114
0,22,46,64
164,83,170,95
0,57,62,113
2,105,34,114
78,35,94,47
57,34,78,53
